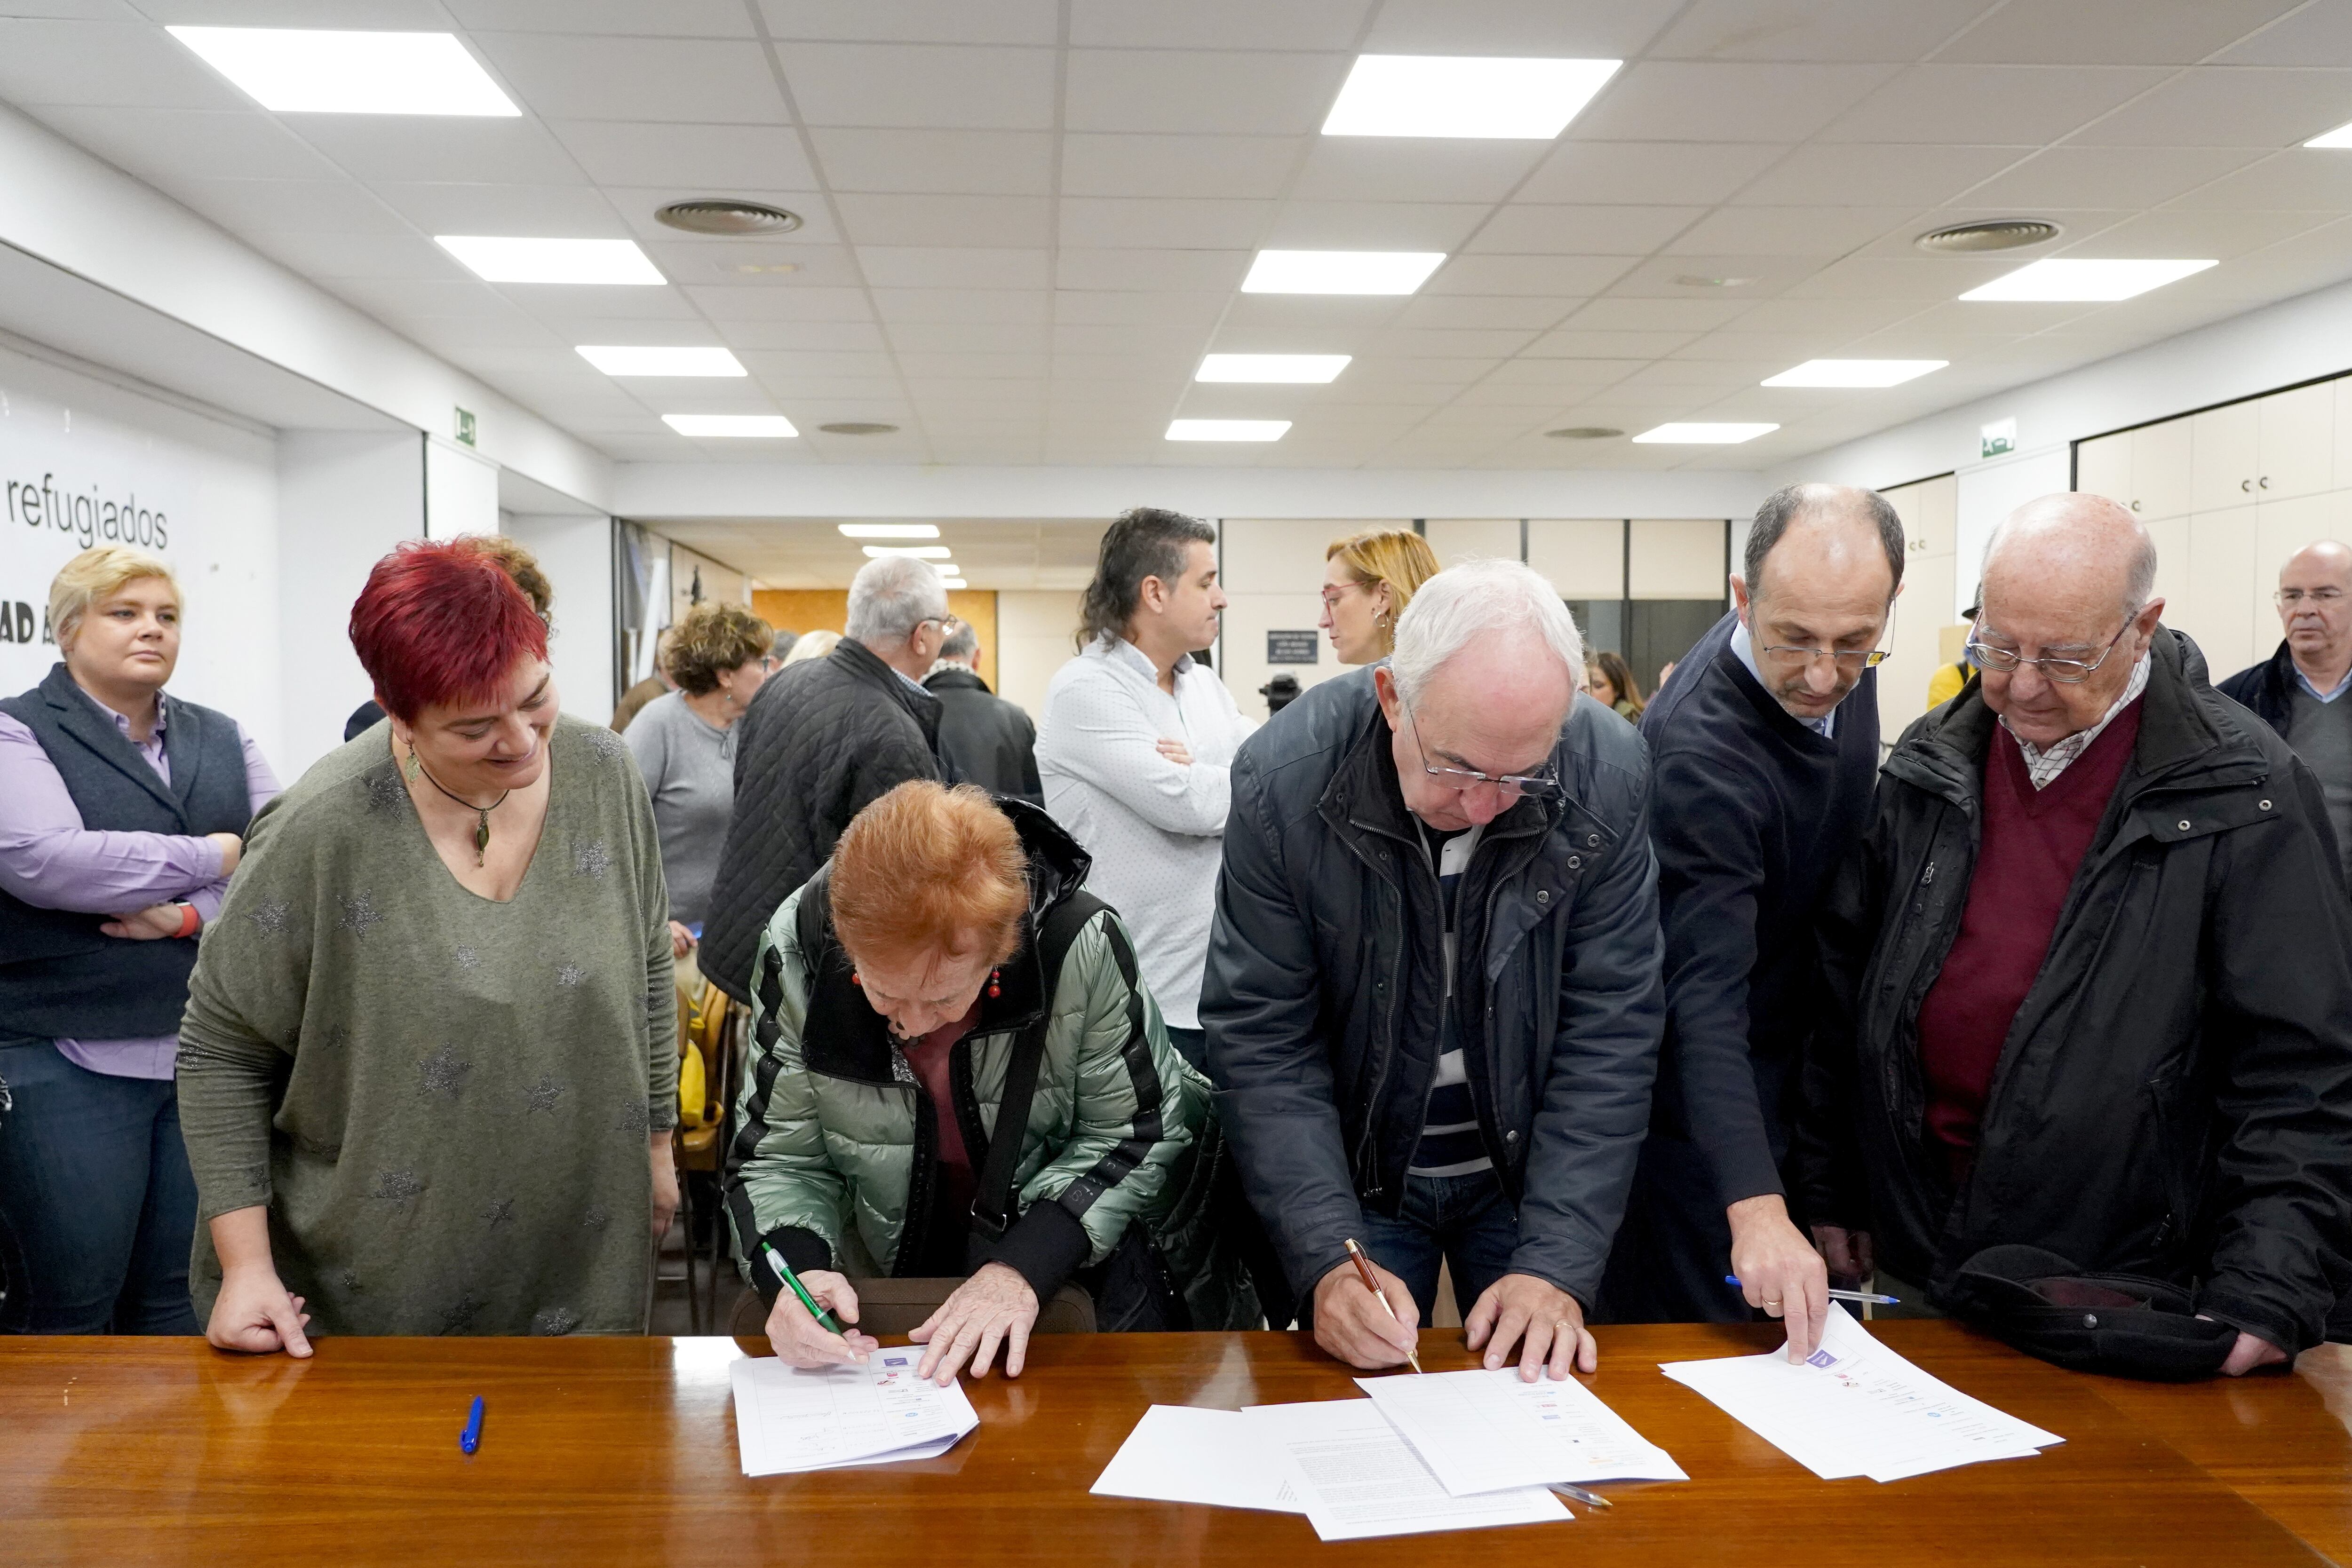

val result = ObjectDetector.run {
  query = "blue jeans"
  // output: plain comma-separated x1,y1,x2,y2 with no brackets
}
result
1347,1170,1521,1326
0,1040,201,1334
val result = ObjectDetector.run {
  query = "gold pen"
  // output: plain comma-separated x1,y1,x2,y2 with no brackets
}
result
1343,1237,1423,1374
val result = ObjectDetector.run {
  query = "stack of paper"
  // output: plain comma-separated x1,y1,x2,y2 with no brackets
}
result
1658,1304,2063,1482
730,1349,978,1476
1092,1369,1685,1541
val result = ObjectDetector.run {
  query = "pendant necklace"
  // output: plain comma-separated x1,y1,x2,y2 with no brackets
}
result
404,745,511,867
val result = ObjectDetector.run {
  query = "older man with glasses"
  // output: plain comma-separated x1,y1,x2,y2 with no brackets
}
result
1596,484,1903,1359
1202,559,1663,1378
1799,492,2352,1378
2220,541,2352,889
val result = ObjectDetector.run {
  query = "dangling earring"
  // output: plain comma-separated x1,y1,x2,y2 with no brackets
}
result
987,967,1002,998
401,745,422,783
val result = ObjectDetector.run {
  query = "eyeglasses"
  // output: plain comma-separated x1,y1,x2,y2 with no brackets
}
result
1756,642,1892,670
1398,691,1562,802
1319,582,1368,610
2276,588,2346,607
1967,616,2135,684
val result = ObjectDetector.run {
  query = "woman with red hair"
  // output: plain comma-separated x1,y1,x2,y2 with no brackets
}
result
176,540,678,1351
725,781,1226,1384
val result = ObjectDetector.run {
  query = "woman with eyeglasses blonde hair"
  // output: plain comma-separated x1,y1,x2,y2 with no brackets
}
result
1319,528,1441,665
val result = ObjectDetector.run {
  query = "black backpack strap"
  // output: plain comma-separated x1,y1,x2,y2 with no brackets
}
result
969,889,1111,1241
792,865,833,971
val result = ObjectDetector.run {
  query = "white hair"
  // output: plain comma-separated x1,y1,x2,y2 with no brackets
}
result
845,555,949,644
1389,558,1585,705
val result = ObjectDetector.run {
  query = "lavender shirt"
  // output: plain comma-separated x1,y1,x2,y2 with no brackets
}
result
0,686,280,1079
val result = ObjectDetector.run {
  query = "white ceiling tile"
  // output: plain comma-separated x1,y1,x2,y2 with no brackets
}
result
870,288,1053,323
1572,62,1900,142
682,283,874,320
445,0,756,37
1820,64,2171,144
735,349,898,378
2066,68,2352,149
810,129,1054,195
246,230,465,279
1367,327,1539,357
132,1,452,25
716,319,890,351
366,182,630,236
289,118,589,185
779,43,1056,129
469,34,788,122
1524,328,1702,358
743,374,906,398
1059,134,1304,199
1053,291,1228,327
1665,206,1919,255
0,19,246,107
1054,248,1251,291
1064,50,1351,135
1069,0,1372,49
1286,139,1550,205
1601,254,1825,295
1391,294,1585,329
1717,296,1929,333
1515,141,1789,206
757,0,1059,47
398,314,572,351
835,193,1051,247
544,121,815,189
505,289,703,324
897,350,1046,378
2081,208,2332,261
1777,255,2007,300
644,239,863,286
1646,0,1996,62
1216,294,1403,332
169,178,409,235
1260,201,1491,251
1934,0,2302,66
1957,145,2268,209
885,321,1049,353
1362,0,1684,55
1428,254,1637,295
2217,6,2352,65
1733,144,2029,206
1466,205,1706,256
27,105,342,185
1567,298,1754,332
1051,323,1205,355
855,247,1051,289
1058,198,1273,250
2165,150,2352,210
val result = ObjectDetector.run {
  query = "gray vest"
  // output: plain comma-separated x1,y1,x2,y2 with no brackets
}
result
0,663,253,1039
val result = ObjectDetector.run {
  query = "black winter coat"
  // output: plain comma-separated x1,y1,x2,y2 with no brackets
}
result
923,666,1042,804
700,638,942,1003
1200,668,1664,1305
1798,629,2352,1355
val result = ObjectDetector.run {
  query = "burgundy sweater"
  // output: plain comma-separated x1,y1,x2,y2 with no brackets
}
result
1916,699,2145,1175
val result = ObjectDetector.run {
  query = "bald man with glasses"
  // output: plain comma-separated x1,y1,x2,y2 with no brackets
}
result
1799,493,2352,1378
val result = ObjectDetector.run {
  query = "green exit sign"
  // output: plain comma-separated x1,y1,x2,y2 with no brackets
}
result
455,407,477,447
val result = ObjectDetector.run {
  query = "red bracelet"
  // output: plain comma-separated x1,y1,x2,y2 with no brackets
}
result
175,903,200,939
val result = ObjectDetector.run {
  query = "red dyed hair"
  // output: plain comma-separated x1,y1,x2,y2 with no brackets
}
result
350,539,550,721
830,782,1029,969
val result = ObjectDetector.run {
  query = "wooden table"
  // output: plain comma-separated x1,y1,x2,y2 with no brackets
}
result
4,1323,2345,1567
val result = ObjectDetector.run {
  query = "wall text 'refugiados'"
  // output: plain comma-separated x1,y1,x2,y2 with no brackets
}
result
7,471,169,549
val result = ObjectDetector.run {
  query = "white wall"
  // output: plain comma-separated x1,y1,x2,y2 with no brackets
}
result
501,512,616,722
996,589,1082,721
0,339,282,763
277,432,421,778
423,438,499,541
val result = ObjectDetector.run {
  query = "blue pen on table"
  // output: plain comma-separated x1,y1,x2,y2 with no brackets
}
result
459,1395,485,1455
1724,1275,1899,1306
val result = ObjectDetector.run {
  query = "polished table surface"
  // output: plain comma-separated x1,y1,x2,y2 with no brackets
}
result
4,1322,2346,1567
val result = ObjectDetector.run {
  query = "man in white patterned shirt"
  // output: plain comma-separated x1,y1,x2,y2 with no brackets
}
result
1801,493,2352,1379
1037,508,1255,1066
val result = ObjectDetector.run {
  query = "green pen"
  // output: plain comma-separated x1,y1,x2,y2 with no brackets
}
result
760,1242,844,1335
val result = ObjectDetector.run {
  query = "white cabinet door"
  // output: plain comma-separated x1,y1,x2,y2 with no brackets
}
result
2180,506,2259,679
1526,519,1626,599
2134,418,2195,522
1423,518,1522,566
2257,381,2335,501
1628,518,1729,599
2191,402,2261,515
2075,432,2132,512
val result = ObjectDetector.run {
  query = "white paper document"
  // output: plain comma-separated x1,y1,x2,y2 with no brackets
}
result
1089,1406,1303,1513
730,1348,979,1477
1354,1367,1688,1494
1241,1399,1570,1541
1658,1305,2063,1483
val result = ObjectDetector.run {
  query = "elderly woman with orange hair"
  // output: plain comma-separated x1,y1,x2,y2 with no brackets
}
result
176,539,677,1353
725,780,1205,1384
1319,527,1440,666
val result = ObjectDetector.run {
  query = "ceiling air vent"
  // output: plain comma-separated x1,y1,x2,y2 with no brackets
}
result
1546,426,1624,440
656,199,804,236
818,422,899,436
1915,219,2061,254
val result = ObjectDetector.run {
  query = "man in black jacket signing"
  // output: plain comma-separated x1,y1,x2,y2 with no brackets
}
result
699,557,948,1003
1202,559,1663,1379
1597,484,1900,1358
1800,494,2352,1375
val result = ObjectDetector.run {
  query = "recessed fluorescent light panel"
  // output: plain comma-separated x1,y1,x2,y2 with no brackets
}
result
1631,422,1780,444
1762,359,1948,388
577,346,745,377
2306,119,2352,148
861,546,953,560
1196,354,1351,384
661,415,795,438
167,27,518,115
939,577,969,589
1167,420,1292,442
837,524,940,539
1960,259,2216,302
437,237,664,285
1322,55,1621,139
1241,251,1446,296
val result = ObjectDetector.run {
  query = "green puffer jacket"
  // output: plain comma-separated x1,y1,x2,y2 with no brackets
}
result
723,799,1206,1308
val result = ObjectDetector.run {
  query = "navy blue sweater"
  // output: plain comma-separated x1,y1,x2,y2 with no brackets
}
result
1639,611,1882,1209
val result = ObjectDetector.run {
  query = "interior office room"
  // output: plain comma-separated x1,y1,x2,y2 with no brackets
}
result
4,2,2352,1563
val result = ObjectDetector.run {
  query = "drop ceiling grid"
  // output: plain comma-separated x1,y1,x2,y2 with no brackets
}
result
0,0,2345,468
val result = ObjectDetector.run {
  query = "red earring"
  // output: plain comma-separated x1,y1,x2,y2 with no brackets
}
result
850,971,861,987
987,967,1002,998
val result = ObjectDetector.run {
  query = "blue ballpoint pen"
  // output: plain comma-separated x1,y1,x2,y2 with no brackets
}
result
460,1395,485,1454
1724,1274,1899,1306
